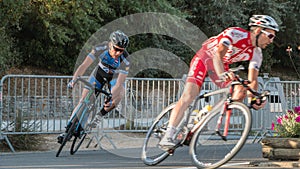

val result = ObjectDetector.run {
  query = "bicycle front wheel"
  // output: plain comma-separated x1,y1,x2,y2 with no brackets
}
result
141,102,176,166
70,132,87,155
70,103,92,155
190,102,252,168
56,121,77,157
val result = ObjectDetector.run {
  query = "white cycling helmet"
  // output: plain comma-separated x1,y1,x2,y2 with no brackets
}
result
249,15,279,32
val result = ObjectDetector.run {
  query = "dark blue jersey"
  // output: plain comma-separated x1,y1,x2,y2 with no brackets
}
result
86,42,130,89
87,41,130,78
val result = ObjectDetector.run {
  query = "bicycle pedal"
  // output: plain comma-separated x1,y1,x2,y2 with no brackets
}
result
168,149,175,155
67,135,72,141
158,143,176,151
57,136,63,144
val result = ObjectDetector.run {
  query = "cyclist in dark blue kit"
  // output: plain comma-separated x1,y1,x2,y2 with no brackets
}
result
57,30,130,143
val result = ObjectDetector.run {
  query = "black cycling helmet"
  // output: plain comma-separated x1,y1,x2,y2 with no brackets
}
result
109,30,129,48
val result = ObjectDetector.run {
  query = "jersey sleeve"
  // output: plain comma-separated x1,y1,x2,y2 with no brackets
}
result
219,28,234,47
248,48,262,70
87,41,108,61
219,28,248,48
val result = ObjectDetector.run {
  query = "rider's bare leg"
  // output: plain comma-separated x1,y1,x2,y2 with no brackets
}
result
159,82,200,147
168,82,200,128
69,88,89,121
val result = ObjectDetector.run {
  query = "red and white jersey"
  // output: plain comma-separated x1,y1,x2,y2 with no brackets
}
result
201,27,262,70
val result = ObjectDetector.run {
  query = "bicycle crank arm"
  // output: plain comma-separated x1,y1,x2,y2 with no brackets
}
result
167,143,183,155
215,130,227,141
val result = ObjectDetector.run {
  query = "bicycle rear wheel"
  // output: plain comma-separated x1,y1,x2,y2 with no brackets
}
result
190,102,252,168
56,121,77,157
141,103,176,166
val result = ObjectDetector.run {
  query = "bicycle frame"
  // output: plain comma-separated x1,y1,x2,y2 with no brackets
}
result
56,76,113,157
141,65,270,167
68,77,112,135
68,82,96,131
185,75,267,141
189,87,230,135
72,89,96,132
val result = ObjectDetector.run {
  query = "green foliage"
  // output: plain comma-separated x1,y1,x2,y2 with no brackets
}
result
0,0,186,74
176,0,291,73
0,28,21,75
0,0,30,29
0,0,300,77
0,0,28,74
11,0,111,73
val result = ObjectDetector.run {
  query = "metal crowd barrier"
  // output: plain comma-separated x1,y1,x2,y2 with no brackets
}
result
0,74,298,151
251,77,300,142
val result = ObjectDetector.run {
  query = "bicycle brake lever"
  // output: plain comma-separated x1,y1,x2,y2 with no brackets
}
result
261,90,270,97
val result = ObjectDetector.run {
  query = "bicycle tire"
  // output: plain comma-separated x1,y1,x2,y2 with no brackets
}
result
56,121,77,157
141,102,177,166
70,132,87,155
190,102,252,168
70,102,94,155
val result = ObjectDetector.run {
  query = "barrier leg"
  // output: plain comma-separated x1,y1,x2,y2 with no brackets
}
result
93,127,117,149
0,134,15,153
252,128,273,143
86,119,116,150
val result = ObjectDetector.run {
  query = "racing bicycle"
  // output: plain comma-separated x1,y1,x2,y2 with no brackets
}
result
56,76,112,157
141,65,269,168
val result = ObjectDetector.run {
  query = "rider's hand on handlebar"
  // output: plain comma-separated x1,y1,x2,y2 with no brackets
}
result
250,97,267,110
220,72,235,82
67,80,75,89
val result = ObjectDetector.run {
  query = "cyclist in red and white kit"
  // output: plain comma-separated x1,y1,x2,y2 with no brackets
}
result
159,15,279,149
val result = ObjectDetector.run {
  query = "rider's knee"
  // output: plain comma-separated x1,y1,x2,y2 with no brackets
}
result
181,91,197,103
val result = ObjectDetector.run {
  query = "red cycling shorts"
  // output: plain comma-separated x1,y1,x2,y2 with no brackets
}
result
186,48,229,88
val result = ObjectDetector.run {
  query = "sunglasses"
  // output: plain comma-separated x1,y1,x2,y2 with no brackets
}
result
113,46,125,52
261,30,275,40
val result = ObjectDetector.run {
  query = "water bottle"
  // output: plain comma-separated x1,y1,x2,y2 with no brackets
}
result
187,109,199,128
194,105,212,124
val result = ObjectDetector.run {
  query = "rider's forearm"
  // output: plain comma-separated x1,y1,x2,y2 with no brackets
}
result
111,73,127,98
72,65,86,80
116,73,127,87
247,80,258,103
247,68,259,102
72,57,93,81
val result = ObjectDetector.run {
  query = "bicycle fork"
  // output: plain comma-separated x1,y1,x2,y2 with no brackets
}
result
215,103,231,141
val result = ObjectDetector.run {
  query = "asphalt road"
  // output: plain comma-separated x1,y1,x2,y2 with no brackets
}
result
0,143,289,169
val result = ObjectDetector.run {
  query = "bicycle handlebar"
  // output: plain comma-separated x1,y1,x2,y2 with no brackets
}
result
228,65,245,72
219,65,270,98
233,73,270,98
73,76,112,97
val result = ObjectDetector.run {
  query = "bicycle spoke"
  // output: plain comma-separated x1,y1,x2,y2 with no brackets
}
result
190,102,252,168
141,103,175,166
